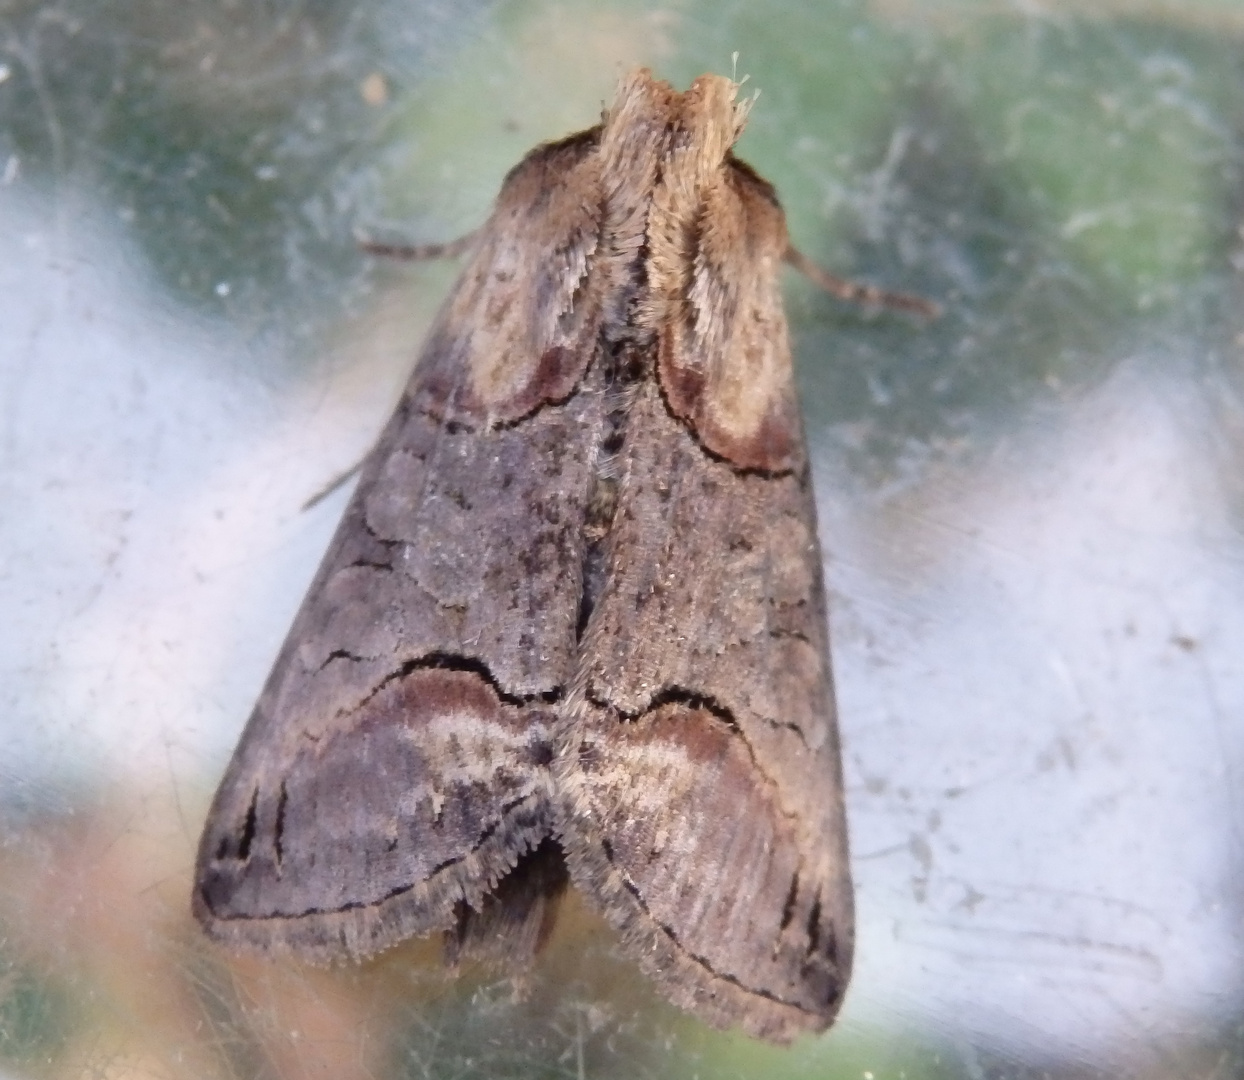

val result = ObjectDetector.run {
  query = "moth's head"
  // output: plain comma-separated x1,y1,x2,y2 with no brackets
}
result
679,72,752,156
605,68,750,168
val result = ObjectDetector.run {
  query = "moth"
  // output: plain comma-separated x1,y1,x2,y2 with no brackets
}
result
193,68,902,1043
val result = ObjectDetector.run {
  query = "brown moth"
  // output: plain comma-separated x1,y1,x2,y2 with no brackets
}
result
194,68,863,1043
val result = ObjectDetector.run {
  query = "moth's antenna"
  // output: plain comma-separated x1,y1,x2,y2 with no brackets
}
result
786,246,941,319
355,229,479,261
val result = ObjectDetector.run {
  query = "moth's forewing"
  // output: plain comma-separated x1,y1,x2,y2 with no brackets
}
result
557,78,852,1040
193,132,607,960
560,378,852,1040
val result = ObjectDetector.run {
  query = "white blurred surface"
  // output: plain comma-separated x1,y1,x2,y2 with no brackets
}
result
1,3,1242,1077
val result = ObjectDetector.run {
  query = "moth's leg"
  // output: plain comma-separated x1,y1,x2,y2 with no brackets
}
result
784,244,940,319
301,460,365,511
357,229,481,261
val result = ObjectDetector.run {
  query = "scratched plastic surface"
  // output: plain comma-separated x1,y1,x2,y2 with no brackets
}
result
2,1,1243,1078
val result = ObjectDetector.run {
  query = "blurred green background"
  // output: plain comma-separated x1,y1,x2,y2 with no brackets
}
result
2,1,1244,1078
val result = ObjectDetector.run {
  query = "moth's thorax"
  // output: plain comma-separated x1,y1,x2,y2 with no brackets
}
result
445,68,796,471
597,70,750,323
598,71,798,473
